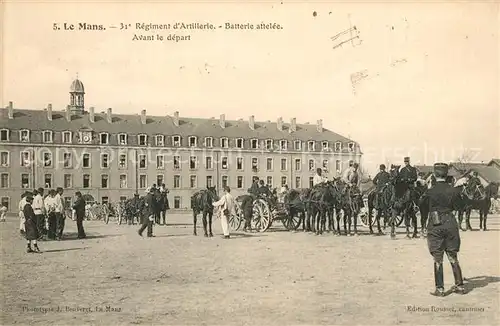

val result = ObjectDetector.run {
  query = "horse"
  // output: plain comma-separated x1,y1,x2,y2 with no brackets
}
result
308,181,337,235
121,196,146,225
330,178,354,236
285,188,312,232
191,186,219,237
367,184,392,235
414,180,430,237
388,165,419,239
456,182,499,231
236,194,255,232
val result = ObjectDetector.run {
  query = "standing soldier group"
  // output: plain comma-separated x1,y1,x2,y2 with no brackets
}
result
137,183,170,237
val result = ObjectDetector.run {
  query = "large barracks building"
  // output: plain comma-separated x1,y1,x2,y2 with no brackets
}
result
0,79,362,211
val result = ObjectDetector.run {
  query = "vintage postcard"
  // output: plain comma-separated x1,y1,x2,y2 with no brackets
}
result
1,0,499,325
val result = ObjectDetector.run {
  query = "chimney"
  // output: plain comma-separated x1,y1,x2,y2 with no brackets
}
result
317,119,323,132
47,104,53,121
7,101,13,119
290,118,296,133
249,115,255,130
277,117,283,131
65,105,71,122
106,108,112,123
89,107,95,123
219,114,226,128
141,109,147,124
173,111,179,126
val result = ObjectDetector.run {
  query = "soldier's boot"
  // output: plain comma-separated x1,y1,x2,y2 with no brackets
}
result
26,244,34,253
33,243,41,253
451,262,466,294
430,262,445,297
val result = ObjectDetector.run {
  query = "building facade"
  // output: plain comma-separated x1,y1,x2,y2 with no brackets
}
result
0,79,362,211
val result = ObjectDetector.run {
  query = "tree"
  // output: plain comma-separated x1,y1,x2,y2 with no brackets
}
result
454,149,476,174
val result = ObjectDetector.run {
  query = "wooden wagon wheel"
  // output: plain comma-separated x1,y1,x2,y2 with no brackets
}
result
229,202,243,231
251,199,271,232
281,207,301,231
359,197,378,227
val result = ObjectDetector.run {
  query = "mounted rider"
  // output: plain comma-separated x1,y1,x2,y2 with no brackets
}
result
248,178,260,197
312,168,328,187
372,164,390,208
464,171,484,200
398,156,418,201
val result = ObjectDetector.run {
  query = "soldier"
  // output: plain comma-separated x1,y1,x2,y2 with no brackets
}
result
427,163,466,296
32,188,45,239
54,187,65,240
44,189,57,240
138,187,156,237
213,186,237,239
248,178,260,196
258,180,272,197
313,168,328,187
23,192,41,253
18,192,28,235
72,191,86,239
372,164,390,207
399,157,418,184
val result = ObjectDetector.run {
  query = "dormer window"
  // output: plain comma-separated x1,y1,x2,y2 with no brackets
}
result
251,139,259,149
236,138,244,149
279,140,287,150
189,136,197,147
155,135,164,147
348,142,355,152
220,137,229,148
43,131,53,143
0,129,9,142
62,131,72,144
265,139,273,150
294,140,302,151
335,142,342,152
204,137,213,148
100,133,109,145
172,135,181,147
138,134,147,146
322,141,329,151
118,133,127,145
19,130,30,142
307,141,315,151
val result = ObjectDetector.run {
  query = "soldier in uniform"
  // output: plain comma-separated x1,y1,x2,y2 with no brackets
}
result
248,178,260,196
427,163,466,296
399,156,418,200
138,187,156,237
258,180,272,197
372,164,390,208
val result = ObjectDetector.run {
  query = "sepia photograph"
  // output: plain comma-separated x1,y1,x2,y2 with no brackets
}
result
0,0,499,325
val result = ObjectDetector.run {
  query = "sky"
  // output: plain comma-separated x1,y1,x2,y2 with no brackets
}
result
2,0,499,175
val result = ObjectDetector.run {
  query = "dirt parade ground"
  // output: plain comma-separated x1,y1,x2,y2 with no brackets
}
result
1,213,499,325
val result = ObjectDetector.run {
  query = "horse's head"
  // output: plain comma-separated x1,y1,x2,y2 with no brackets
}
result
486,182,499,199
206,186,219,202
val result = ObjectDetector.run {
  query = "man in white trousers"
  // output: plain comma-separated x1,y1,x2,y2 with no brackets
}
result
19,192,28,235
213,186,236,239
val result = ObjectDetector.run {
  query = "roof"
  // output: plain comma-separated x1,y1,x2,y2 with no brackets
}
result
415,165,434,176
449,162,489,174
70,79,85,93
0,108,358,148
488,159,500,167
463,166,500,184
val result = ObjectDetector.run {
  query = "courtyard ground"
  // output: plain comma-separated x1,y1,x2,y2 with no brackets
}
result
1,212,499,325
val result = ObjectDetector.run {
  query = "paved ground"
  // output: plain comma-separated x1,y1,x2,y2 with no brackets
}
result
1,212,499,325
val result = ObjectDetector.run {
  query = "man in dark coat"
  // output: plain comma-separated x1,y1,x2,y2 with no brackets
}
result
23,193,41,253
258,180,272,197
426,163,466,296
248,179,260,196
373,164,390,208
138,187,156,237
73,191,86,239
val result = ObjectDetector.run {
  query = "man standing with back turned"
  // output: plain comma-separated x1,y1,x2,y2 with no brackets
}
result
426,163,466,296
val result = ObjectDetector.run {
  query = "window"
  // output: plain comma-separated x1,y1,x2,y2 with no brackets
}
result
172,135,181,147
204,137,213,148
221,175,228,188
322,160,329,170
190,175,197,188
189,136,197,147
265,139,273,150
251,158,259,172
20,151,30,167
279,140,287,150
101,153,109,168
236,138,244,149
189,156,197,170
281,176,287,186
205,156,213,169
266,158,273,171
237,176,244,189
139,154,146,169
220,137,229,148
138,134,147,146
294,159,301,171
157,174,164,186
336,160,341,172
280,158,287,171
308,141,315,151
294,140,302,151
173,156,180,170
100,133,109,144
206,176,213,187
21,174,30,188
64,174,72,189
236,157,243,170
155,135,164,146
309,177,314,188
43,131,53,143
119,175,127,188
335,142,342,152
83,174,90,188
322,141,329,151
0,152,9,167
266,176,273,187
1,197,9,211
251,139,259,149
118,133,127,145
44,174,52,188
156,155,164,169
61,153,71,168
174,196,181,209
0,173,9,188
295,176,301,188
82,153,91,168
120,196,127,202
43,152,52,167
173,175,181,188
0,129,9,141
139,175,147,188
119,154,127,168
101,197,109,205
20,130,30,142
309,159,315,171
221,157,228,170
101,175,109,188
348,142,355,152
62,131,72,144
